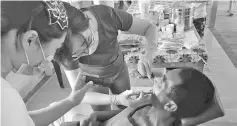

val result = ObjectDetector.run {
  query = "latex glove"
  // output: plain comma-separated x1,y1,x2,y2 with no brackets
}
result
118,90,152,108
80,112,100,126
69,72,97,106
137,56,152,79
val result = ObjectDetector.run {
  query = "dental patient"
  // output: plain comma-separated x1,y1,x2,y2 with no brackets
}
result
62,67,215,126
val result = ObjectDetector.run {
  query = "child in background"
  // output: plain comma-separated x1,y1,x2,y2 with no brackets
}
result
115,0,132,11
228,0,234,16
192,1,208,38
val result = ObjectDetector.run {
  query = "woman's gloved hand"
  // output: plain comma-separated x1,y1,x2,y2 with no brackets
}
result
117,90,152,108
137,56,152,79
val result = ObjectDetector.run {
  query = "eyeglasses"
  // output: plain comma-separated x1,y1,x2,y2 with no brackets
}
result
71,29,94,61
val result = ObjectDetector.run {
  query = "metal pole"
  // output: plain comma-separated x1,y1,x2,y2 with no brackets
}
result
207,0,219,28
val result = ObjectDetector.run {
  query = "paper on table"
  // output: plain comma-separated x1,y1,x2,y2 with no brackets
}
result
184,30,199,49
194,3,202,8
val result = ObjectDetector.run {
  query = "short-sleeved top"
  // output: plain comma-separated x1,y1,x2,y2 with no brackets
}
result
66,5,133,70
1,77,35,126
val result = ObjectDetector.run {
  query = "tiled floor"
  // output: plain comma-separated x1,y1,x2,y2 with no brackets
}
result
214,1,237,68
199,28,237,124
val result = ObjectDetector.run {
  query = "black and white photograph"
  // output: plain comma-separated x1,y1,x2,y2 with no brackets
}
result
1,0,236,126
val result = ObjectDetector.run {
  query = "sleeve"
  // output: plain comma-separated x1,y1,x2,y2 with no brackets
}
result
97,5,133,31
2,85,35,126
112,7,133,31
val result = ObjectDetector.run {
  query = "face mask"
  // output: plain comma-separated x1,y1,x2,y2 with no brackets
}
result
6,39,54,90
87,27,99,55
5,71,38,93
5,50,42,92
34,40,54,76
72,27,99,60
38,58,54,76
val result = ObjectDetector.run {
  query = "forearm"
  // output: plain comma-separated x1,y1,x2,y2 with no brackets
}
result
144,24,157,60
81,92,112,105
95,110,122,122
29,97,76,126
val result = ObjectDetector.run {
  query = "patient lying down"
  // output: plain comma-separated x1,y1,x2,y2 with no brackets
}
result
62,67,215,126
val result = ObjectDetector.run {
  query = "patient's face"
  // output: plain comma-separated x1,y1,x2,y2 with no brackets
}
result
153,69,182,103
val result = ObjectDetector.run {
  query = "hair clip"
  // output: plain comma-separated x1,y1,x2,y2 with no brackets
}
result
44,0,68,30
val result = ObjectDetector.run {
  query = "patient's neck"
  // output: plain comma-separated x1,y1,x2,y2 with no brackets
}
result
149,94,176,126
151,94,164,109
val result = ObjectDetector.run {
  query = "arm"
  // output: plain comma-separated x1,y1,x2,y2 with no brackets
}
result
108,6,157,60
64,68,146,106
111,6,157,77
127,17,158,61
29,97,76,126
29,73,95,126
181,88,225,126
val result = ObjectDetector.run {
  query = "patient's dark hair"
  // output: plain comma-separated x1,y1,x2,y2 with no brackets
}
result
54,3,90,68
167,68,215,118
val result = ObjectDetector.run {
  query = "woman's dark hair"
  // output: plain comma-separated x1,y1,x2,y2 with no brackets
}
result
64,2,90,35
1,1,67,44
54,3,90,68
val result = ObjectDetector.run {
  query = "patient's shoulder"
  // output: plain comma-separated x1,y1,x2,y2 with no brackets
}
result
132,106,176,126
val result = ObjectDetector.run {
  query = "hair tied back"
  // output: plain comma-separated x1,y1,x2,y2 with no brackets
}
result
44,0,68,30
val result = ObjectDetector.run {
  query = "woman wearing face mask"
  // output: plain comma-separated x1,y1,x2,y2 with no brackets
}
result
54,3,157,112
1,1,98,126
1,1,147,126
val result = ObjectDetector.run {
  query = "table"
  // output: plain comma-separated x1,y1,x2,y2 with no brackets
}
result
118,2,209,81
119,28,208,69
